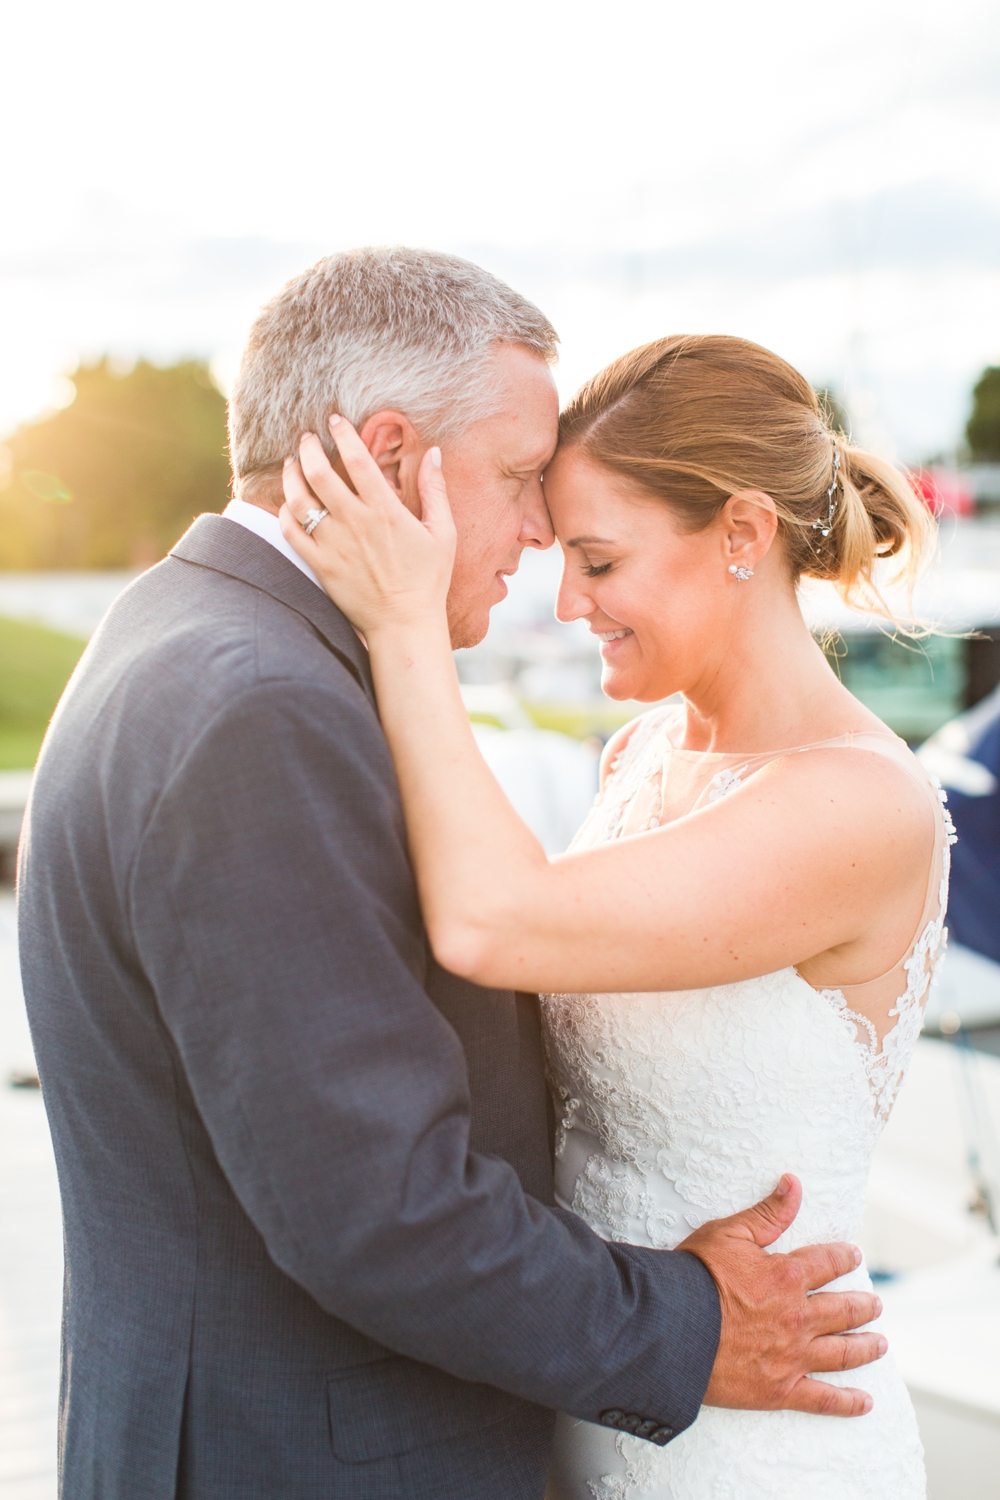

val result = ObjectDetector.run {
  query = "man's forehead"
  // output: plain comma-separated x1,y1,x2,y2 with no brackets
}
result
487,409,557,470
487,353,558,456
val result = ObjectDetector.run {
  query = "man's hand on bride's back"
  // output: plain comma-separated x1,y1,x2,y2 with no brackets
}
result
279,418,457,637
679,1174,885,1418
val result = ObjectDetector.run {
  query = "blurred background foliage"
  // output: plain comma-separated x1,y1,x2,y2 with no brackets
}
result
0,355,997,769
0,359,230,570
0,617,85,769
968,367,1000,462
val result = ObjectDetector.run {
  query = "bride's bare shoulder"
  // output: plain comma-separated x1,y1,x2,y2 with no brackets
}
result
751,738,936,857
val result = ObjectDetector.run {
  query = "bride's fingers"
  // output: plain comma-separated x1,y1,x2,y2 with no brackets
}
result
324,414,399,510
783,1376,874,1418
279,456,345,560
295,432,363,514
282,453,320,514
416,447,457,548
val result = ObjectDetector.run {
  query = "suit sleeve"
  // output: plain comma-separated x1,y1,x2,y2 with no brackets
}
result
131,673,720,1437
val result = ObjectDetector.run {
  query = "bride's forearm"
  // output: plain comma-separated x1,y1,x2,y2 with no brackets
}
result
365,615,550,982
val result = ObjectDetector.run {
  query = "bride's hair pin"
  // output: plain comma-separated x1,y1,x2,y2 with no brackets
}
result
813,443,841,541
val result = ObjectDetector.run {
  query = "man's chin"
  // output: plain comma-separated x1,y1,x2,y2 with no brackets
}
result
447,571,512,650
449,618,490,651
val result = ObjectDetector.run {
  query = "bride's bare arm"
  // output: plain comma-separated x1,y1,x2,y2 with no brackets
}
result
281,421,931,997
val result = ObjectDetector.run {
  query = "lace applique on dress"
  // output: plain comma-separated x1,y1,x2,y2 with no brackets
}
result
817,903,947,1123
816,778,955,1122
707,763,749,801
542,710,946,1500
587,1438,663,1500
597,711,674,842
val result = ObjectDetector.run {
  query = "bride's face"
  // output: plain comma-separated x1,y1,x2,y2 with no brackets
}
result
545,446,755,703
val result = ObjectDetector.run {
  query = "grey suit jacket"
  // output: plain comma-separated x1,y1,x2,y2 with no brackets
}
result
18,516,720,1500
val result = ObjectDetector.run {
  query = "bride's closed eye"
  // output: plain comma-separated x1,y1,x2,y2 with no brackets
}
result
584,562,613,577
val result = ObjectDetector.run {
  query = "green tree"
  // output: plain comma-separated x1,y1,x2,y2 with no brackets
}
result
0,359,231,568
966,366,1000,462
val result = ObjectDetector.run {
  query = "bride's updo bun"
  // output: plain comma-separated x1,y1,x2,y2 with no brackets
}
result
558,335,934,616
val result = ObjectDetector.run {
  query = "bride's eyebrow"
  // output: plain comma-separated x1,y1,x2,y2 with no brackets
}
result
565,535,617,548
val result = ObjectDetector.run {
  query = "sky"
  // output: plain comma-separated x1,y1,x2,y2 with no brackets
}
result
2,0,999,461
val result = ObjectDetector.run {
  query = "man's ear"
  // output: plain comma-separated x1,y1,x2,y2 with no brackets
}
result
358,409,425,517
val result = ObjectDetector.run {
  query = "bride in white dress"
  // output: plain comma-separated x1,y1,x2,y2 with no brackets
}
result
281,334,948,1499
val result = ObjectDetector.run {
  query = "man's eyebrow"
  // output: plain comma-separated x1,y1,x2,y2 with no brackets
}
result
564,535,616,548
510,446,557,473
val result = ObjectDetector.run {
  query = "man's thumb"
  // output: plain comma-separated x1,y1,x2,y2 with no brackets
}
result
736,1173,802,1248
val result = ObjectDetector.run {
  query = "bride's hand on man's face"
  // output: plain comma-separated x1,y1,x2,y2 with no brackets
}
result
279,416,457,637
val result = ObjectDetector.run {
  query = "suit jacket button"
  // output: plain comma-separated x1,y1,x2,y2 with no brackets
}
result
635,1419,659,1439
651,1426,675,1445
619,1413,642,1434
599,1409,625,1429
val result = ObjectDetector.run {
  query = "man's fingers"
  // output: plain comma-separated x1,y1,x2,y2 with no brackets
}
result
721,1174,802,1248
782,1376,874,1418
804,1289,882,1336
807,1331,888,1374
788,1240,863,1291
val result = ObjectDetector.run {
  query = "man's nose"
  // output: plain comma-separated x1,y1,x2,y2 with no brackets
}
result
519,477,555,550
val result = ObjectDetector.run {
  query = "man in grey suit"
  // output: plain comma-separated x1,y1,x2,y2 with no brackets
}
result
18,248,884,1500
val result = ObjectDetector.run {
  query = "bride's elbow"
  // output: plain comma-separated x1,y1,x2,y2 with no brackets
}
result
428,916,508,987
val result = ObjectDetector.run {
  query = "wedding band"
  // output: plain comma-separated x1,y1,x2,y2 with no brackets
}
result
301,507,329,536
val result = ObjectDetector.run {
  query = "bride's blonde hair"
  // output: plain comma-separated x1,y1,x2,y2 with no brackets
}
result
558,335,935,621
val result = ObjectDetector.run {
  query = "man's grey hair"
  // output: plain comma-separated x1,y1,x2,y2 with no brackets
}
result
228,247,558,496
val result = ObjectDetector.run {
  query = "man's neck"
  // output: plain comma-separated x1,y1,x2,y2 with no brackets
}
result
234,486,282,518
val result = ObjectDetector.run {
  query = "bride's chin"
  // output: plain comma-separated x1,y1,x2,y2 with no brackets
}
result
602,665,673,704
600,668,637,702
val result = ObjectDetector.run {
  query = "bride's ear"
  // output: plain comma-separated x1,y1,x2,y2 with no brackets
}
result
722,490,779,574
358,410,425,517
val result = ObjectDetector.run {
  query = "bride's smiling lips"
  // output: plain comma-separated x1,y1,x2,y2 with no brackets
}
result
592,625,634,655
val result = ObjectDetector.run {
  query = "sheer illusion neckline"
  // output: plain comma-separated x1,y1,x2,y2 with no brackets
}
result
656,707,902,764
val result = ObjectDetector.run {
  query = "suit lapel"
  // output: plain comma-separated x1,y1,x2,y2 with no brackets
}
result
170,514,375,704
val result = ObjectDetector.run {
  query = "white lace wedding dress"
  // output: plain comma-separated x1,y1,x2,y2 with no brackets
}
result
542,708,953,1500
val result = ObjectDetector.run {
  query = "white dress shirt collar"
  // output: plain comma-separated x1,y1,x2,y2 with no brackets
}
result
221,498,322,591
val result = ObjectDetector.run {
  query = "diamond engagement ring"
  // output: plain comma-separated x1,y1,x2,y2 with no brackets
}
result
301,507,329,536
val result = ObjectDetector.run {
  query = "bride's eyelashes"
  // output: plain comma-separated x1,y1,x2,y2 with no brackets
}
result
584,561,613,578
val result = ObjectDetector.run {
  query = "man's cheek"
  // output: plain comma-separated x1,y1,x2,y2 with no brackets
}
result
477,491,517,545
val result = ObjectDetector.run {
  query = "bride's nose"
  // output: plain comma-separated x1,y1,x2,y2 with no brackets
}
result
519,477,555,550
555,565,595,623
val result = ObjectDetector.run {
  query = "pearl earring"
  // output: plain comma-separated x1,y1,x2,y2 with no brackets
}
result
728,564,754,582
